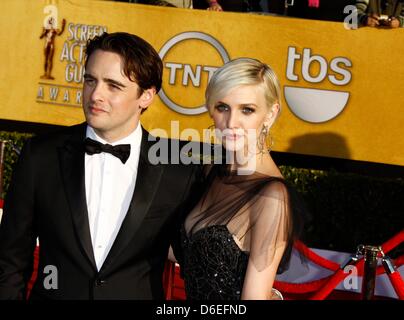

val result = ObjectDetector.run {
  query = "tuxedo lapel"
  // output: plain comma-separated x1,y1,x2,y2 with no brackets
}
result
58,124,97,270
100,128,164,273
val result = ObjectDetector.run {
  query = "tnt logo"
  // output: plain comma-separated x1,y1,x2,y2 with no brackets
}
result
284,47,352,123
158,32,230,115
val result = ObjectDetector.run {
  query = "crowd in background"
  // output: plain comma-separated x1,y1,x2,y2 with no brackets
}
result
112,0,404,28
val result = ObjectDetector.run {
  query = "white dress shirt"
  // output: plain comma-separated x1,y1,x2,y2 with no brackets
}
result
85,123,142,270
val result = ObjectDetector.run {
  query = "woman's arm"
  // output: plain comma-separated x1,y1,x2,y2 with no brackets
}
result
241,242,286,300
240,180,291,300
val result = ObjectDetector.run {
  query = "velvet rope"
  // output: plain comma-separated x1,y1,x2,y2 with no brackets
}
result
293,230,404,272
293,240,340,271
375,256,404,275
380,230,404,253
277,231,404,298
309,259,366,300
274,275,333,294
387,272,404,300
308,267,356,300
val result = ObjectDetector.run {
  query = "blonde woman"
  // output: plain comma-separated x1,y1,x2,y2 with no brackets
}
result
174,58,306,300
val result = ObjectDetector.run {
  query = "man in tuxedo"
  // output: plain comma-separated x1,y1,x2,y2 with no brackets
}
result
0,32,202,299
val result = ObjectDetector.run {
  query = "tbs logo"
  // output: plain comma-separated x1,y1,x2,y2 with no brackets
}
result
285,47,352,123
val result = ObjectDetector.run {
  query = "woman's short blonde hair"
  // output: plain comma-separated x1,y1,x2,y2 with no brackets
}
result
206,58,281,114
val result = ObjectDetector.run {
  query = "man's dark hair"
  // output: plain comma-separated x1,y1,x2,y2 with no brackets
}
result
85,32,163,96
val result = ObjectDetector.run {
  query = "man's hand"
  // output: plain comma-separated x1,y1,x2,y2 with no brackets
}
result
366,14,380,27
389,17,400,28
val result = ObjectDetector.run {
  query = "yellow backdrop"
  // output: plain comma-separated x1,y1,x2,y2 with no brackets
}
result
0,0,403,166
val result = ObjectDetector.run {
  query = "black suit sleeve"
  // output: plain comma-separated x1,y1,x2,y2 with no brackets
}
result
0,139,38,299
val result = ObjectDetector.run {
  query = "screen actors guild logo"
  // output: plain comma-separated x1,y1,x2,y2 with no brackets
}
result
40,5,66,80
36,4,107,108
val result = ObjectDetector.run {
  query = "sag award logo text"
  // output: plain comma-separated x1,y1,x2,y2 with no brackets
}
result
36,4,107,108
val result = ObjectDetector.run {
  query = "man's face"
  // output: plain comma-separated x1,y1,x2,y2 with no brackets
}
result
83,49,146,142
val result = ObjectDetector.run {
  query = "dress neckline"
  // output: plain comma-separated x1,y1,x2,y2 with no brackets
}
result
182,224,249,255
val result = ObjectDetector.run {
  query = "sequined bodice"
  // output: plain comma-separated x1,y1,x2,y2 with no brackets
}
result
180,225,249,300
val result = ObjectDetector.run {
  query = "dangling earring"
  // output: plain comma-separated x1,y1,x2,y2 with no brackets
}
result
258,125,273,154
266,131,274,152
258,125,267,153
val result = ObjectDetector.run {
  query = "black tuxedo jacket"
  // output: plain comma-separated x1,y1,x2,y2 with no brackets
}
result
0,123,203,299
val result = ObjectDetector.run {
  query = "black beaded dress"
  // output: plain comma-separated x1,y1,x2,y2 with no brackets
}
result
176,165,305,300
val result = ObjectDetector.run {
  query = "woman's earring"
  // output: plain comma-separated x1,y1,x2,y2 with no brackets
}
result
258,125,273,153
258,125,267,153
267,131,274,152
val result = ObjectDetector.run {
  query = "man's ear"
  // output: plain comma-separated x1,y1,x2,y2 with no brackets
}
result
139,87,156,111
264,103,280,129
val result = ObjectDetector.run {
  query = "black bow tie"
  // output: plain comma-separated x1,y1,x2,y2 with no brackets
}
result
84,138,131,164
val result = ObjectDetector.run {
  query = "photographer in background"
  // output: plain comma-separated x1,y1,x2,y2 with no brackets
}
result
356,0,404,28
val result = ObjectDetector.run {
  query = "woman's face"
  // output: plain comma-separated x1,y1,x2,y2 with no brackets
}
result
210,84,273,152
